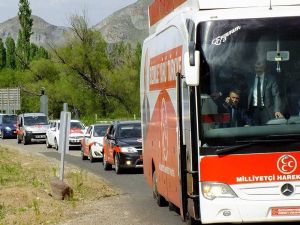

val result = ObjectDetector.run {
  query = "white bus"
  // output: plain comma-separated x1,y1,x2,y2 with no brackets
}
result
141,0,300,224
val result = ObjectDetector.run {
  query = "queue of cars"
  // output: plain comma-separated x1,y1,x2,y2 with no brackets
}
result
0,112,143,174
46,119,143,173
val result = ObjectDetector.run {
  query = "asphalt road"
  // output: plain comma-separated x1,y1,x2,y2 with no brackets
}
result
1,139,298,225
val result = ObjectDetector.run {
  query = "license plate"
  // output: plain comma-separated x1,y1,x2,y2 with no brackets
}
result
35,135,46,139
272,207,300,216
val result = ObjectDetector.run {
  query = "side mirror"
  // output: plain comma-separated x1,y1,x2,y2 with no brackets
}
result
184,50,200,86
85,134,91,138
50,127,56,131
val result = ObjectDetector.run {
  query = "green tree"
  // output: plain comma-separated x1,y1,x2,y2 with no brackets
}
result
17,0,33,69
5,37,16,69
37,46,49,59
51,14,136,115
134,42,142,70
106,42,141,117
0,38,6,69
29,44,49,61
29,43,38,60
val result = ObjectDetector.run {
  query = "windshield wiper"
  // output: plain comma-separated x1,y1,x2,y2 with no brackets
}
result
216,143,254,155
216,138,300,155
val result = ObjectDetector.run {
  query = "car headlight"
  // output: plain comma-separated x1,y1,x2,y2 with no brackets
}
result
120,146,137,153
201,182,237,200
26,127,34,132
5,127,11,131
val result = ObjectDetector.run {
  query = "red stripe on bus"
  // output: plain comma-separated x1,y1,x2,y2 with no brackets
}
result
200,152,300,184
149,0,187,26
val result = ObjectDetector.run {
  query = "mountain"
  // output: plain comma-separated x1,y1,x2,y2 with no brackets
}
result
0,15,70,47
0,0,151,47
93,0,151,45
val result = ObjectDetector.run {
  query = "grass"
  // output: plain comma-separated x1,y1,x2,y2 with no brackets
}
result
0,147,118,225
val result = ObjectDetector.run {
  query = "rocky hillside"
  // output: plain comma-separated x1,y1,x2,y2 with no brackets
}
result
0,0,151,47
0,15,69,47
93,0,151,45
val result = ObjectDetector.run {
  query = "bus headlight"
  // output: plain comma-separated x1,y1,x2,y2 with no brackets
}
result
201,182,237,200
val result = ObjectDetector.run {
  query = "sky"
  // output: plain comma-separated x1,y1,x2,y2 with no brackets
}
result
0,0,138,27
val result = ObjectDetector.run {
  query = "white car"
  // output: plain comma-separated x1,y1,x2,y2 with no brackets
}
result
81,124,110,162
46,119,85,150
17,113,49,145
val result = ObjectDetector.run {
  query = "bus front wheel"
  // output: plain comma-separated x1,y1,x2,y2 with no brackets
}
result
152,171,168,207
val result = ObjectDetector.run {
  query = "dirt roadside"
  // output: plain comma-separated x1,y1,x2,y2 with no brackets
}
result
0,143,160,225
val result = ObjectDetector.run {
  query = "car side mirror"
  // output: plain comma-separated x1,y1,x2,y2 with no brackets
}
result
85,134,91,138
50,127,56,131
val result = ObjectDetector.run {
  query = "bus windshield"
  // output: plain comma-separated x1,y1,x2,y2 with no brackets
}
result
198,17,300,145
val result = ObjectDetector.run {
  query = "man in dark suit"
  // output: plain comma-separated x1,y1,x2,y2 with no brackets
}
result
220,89,251,127
248,61,283,125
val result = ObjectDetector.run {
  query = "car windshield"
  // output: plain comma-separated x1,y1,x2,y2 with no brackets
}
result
70,121,84,130
117,123,141,139
24,116,48,126
198,17,300,145
93,125,109,137
3,115,17,124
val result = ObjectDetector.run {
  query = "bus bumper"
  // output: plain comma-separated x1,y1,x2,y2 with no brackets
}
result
200,197,300,224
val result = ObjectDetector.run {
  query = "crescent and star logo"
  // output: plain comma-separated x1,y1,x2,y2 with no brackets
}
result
277,155,297,175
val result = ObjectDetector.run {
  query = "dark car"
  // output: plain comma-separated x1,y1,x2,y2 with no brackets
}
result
0,114,18,139
102,120,143,174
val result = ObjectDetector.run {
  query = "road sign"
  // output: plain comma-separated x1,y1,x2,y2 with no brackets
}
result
0,88,20,113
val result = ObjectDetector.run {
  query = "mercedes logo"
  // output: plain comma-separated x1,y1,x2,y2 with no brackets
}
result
281,183,294,196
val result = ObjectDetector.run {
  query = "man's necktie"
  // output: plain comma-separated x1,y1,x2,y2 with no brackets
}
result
231,108,237,127
257,76,262,107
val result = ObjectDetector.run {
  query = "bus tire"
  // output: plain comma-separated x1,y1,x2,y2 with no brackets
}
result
152,171,168,207
186,213,200,225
